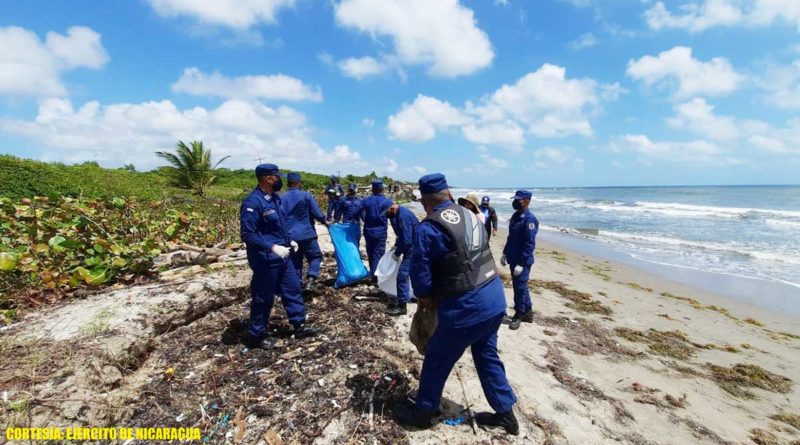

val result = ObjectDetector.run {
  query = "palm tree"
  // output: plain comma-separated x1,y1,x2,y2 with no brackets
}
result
156,140,230,197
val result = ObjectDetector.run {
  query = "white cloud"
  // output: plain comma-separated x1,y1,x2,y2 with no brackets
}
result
412,166,428,174
569,33,598,50
627,46,744,98
0,26,108,97
362,118,375,127
613,134,724,162
387,64,610,147
476,146,509,168
145,0,295,29
756,60,800,109
334,0,494,78
666,98,739,140
532,146,584,169
387,94,468,142
0,98,367,171
385,158,399,173
338,56,388,80
645,0,800,32
494,0,510,6
171,68,322,102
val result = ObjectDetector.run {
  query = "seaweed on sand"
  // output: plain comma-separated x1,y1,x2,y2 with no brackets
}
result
704,363,793,399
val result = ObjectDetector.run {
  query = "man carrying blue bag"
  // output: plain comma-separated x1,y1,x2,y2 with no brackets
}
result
281,172,328,295
385,203,419,316
239,164,320,350
393,173,518,435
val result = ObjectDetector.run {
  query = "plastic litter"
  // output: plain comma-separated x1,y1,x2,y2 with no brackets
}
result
329,223,369,288
443,416,467,426
375,248,413,297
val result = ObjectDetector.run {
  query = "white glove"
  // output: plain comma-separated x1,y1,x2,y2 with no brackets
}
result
500,255,508,266
513,265,523,276
272,245,291,259
290,240,299,252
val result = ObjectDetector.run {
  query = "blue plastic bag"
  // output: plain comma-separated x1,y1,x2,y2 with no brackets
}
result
329,223,369,288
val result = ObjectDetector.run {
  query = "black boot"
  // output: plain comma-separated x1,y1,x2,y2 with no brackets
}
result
386,302,408,316
509,313,522,330
304,276,321,294
292,323,321,339
392,402,437,429
474,409,519,435
242,334,275,350
520,309,534,323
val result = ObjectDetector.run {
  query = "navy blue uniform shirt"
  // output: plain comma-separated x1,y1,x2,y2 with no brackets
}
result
340,195,365,223
240,187,292,267
411,202,507,329
503,209,539,266
389,206,419,257
362,193,394,233
281,187,326,241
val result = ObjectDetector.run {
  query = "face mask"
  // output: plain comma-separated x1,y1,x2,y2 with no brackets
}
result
273,178,283,191
512,200,521,210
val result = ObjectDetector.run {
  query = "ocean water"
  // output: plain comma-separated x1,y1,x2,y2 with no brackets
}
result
455,186,800,291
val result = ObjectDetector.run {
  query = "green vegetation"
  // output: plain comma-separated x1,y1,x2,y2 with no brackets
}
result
156,140,230,197
0,154,400,317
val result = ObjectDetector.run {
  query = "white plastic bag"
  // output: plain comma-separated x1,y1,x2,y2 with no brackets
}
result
375,248,400,296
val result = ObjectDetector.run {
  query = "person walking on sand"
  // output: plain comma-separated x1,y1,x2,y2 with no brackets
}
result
281,172,328,295
239,164,321,349
385,204,419,316
393,173,519,435
362,179,394,280
501,190,539,331
480,196,498,241
458,192,485,224
324,175,344,223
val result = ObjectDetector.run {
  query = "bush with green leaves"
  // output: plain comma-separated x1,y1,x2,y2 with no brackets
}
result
0,195,237,310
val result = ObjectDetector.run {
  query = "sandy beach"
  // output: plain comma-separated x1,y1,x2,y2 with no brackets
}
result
387,225,800,444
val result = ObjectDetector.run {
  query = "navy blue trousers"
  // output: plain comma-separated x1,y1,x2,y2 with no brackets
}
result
396,254,411,303
364,230,387,276
248,259,307,338
416,313,516,414
291,238,322,280
510,264,532,314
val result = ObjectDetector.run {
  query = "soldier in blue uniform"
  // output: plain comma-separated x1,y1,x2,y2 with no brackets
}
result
324,175,344,223
480,196,498,241
239,164,320,349
393,173,518,435
501,190,539,330
281,172,328,294
362,179,394,279
338,183,365,246
385,204,419,316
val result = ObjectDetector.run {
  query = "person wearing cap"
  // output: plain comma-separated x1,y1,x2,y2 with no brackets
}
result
385,203,419,316
239,164,321,349
480,196,498,241
458,192,485,224
281,172,328,295
393,173,518,435
501,190,539,330
338,183,365,245
362,179,394,278
324,175,344,223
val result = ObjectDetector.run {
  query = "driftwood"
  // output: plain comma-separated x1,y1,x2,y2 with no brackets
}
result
153,243,245,274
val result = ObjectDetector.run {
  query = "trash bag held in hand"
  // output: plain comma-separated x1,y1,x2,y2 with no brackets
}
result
375,248,400,297
410,306,438,355
329,223,369,288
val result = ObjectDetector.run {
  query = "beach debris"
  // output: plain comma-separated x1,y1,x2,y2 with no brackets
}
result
533,313,640,359
769,412,800,431
750,428,780,445
532,279,612,315
615,328,699,360
522,409,565,445
164,367,175,380
704,363,793,399
744,317,764,327
443,415,467,426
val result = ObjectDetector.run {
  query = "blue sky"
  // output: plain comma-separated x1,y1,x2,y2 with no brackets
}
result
1,0,799,187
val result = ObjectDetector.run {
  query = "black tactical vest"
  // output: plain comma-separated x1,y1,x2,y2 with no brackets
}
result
424,203,498,299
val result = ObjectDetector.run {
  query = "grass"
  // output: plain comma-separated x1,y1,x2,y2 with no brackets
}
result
79,308,115,337
705,363,793,399
532,280,612,315
770,412,800,430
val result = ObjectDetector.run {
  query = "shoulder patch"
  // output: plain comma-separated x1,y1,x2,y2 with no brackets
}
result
528,223,535,230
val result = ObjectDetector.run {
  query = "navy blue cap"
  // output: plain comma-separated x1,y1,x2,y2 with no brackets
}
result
418,173,448,194
348,183,357,191
255,163,280,178
512,190,532,201
287,172,301,182
372,179,384,187
482,196,490,204
330,175,339,182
